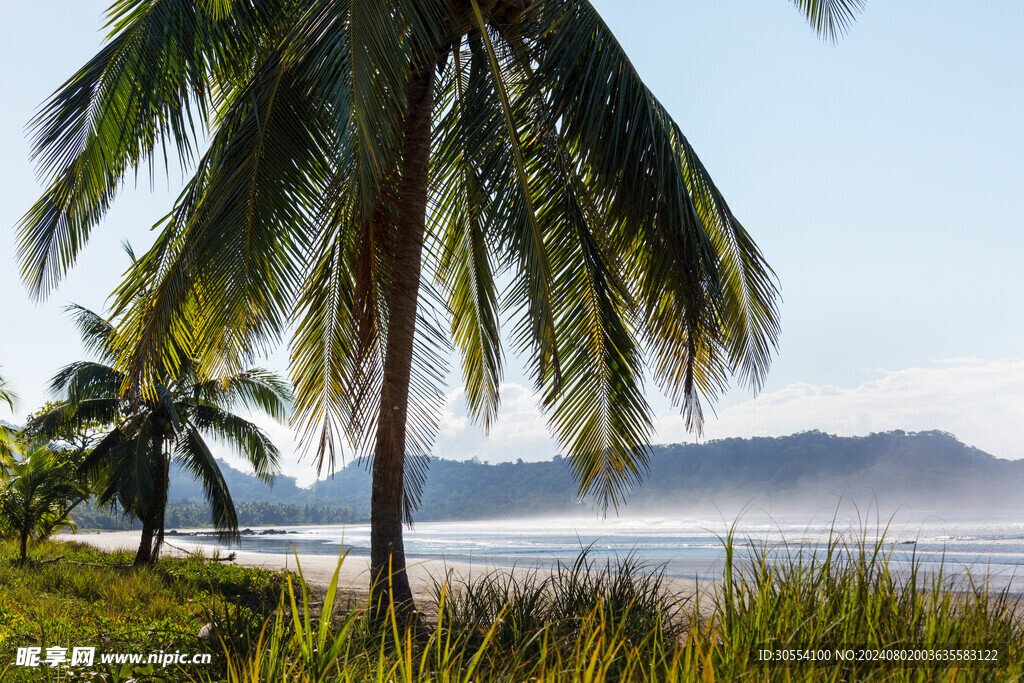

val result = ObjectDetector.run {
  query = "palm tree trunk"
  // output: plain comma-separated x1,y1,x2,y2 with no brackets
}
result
150,453,170,563
135,434,166,567
369,56,436,622
19,530,28,561
135,520,155,566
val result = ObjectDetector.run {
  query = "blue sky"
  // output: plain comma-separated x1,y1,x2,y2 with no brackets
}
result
2,1,1022,485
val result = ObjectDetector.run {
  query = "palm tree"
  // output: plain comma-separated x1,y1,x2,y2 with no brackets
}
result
0,440,88,561
17,0,861,612
30,305,291,565
0,370,16,464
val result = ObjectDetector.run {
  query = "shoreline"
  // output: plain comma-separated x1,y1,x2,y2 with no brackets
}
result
59,530,717,615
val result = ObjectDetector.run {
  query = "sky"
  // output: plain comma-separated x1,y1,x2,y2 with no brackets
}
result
1,1,1022,486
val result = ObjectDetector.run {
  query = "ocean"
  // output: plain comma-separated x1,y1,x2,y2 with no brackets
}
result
174,508,1024,592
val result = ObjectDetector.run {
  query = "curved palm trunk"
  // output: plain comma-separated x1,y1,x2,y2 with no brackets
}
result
134,435,168,567
369,57,436,622
134,520,155,566
150,453,170,563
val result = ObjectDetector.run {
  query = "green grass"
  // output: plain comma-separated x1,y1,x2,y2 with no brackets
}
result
0,538,286,681
2,522,1022,681
208,526,1023,682
703,521,1023,681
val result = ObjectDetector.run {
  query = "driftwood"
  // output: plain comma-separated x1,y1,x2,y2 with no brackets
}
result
209,552,237,562
164,541,237,562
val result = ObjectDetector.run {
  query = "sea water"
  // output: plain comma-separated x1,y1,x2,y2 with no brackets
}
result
175,509,1024,592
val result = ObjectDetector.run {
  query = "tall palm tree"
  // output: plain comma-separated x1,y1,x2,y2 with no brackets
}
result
17,0,861,611
0,440,88,561
30,305,291,565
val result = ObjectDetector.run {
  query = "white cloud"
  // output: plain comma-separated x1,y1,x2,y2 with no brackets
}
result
654,358,1024,460
435,383,555,463
438,358,1024,465
211,358,1024,486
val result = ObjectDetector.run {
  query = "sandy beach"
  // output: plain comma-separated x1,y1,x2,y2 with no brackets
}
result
61,529,716,615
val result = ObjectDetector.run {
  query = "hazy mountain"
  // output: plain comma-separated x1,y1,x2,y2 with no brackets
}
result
167,462,308,503
633,430,1022,514
164,430,1023,520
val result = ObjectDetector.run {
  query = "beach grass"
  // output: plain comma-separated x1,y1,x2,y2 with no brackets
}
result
209,526,1023,682
2,523,1022,681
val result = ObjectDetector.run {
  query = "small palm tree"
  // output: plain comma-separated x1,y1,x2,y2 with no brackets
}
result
0,440,88,561
32,305,292,565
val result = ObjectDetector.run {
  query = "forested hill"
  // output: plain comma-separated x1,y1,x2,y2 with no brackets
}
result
162,430,1023,521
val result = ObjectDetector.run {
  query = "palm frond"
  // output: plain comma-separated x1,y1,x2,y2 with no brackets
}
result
791,0,864,43
347,0,412,216
79,423,132,475
64,304,120,365
395,298,452,521
524,112,654,510
0,370,16,411
189,403,279,483
130,417,161,514
48,361,124,404
0,371,15,466
464,16,561,387
293,189,450,522
16,0,250,298
173,426,238,540
110,45,332,390
431,44,503,430
0,428,15,468
81,415,158,519
291,175,391,475
110,230,201,396
525,0,780,440
191,368,292,422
